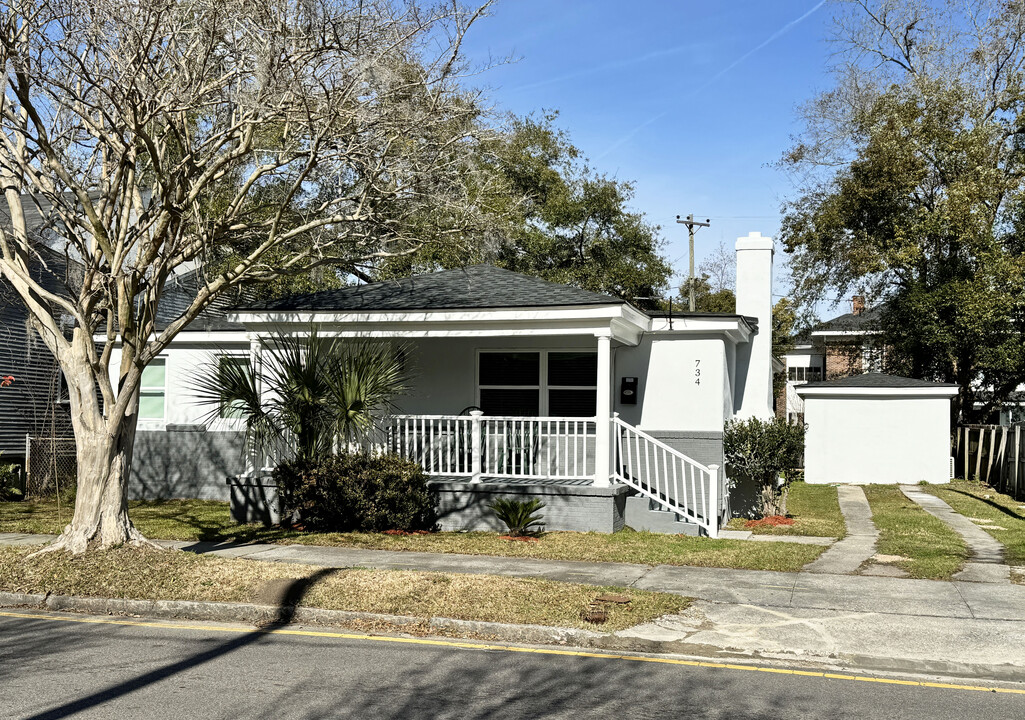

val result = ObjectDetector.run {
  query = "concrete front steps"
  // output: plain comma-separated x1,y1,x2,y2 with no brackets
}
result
624,496,701,535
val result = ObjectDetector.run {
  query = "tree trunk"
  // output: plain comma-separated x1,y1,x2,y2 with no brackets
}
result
31,345,157,555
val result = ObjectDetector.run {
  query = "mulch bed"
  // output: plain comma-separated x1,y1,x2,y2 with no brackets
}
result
743,515,795,529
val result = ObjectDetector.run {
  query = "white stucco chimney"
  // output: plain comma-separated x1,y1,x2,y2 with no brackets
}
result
734,231,775,420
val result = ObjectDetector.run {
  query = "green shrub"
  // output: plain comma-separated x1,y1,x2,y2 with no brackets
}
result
723,417,805,518
273,452,436,532
0,453,21,501
489,498,546,536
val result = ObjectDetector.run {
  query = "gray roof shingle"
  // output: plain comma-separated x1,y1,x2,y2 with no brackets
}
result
812,303,885,333
246,265,627,312
155,271,246,332
800,372,958,389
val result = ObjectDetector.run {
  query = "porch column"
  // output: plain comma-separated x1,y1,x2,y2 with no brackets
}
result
247,336,263,475
593,333,612,487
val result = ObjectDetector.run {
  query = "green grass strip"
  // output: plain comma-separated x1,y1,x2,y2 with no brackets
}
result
862,485,968,580
1,499,825,573
925,480,1025,568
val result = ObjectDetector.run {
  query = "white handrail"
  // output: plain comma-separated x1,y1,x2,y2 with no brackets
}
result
611,416,722,538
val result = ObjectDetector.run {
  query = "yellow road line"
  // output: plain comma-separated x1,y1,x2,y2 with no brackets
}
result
1,609,1022,696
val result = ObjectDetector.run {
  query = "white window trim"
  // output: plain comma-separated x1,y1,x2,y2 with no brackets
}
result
209,353,252,431
476,349,598,417
137,357,167,426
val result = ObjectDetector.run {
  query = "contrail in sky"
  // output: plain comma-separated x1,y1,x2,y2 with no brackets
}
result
596,0,827,159
511,43,705,94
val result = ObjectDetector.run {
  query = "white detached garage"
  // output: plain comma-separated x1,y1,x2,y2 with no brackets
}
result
796,373,958,485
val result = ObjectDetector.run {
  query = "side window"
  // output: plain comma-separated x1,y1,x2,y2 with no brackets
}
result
218,356,252,419
139,358,166,420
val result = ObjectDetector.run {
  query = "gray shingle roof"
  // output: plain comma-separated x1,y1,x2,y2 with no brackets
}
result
800,372,958,389
246,265,627,312
155,271,246,332
812,303,886,333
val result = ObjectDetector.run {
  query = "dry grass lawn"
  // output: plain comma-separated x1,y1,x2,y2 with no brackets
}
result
0,500,824,572
0,546,687,632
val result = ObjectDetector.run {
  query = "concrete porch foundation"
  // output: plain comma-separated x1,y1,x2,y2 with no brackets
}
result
430,480,629,533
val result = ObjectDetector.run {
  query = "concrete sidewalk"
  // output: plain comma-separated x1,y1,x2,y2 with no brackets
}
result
4,532,1025,679
4,531,1025,621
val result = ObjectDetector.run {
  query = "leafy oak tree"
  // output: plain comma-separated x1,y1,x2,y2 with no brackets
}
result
379,114,673,306
780,0,1025,422
0,0,495,552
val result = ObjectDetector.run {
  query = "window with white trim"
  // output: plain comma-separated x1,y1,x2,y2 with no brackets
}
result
477,351,597,417
217,355,252,419
139,358,166,420
787,366,822,383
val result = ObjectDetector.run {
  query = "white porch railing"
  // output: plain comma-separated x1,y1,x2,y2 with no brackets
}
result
611,416,722,538
380,412,724,537
385,413,596,481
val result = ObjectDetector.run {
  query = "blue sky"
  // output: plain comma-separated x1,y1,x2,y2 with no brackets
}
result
461,0,834,301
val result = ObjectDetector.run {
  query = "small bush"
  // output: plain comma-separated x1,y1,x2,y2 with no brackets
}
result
0,454,21,501
489,498,545,537
273,452,436,533
723,417,805,518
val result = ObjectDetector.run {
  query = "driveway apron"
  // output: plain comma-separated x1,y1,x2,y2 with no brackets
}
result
802,485,878,575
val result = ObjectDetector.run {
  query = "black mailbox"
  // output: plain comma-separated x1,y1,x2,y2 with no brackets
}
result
620,377,638,405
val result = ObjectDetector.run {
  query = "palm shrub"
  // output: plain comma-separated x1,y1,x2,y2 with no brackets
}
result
723,417,805,518
489,498,546,536
194,330,409,464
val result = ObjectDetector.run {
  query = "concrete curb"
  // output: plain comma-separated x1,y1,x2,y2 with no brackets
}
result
0,591,606,648
2,591,1024,683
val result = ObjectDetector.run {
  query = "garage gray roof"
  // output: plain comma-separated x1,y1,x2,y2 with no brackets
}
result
800,373,958,389
247,265,628,312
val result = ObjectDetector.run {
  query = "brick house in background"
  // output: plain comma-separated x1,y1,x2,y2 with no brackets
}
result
777,296,885,422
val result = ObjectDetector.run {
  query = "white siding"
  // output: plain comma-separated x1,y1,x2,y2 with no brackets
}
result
803,394,953,484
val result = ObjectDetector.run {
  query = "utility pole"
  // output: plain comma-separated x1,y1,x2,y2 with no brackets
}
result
676,214,710,312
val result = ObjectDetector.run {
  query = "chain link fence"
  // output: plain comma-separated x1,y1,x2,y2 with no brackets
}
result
25,435,77,498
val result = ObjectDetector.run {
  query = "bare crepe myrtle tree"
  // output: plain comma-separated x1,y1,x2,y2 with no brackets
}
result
0,0,498,553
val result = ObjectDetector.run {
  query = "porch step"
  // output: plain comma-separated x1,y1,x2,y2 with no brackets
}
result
624,496,701,536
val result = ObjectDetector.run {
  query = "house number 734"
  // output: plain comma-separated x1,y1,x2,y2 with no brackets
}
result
695,359,701,385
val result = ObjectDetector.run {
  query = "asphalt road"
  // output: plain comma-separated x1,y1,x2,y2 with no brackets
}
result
1,611,1023,720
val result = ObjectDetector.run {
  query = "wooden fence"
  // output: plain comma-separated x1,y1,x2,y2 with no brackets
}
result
953,424,1025,499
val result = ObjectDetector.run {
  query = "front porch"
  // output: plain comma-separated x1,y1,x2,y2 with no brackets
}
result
380,413,724,537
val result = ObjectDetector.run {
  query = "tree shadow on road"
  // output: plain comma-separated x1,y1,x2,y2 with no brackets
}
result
16,568,339,720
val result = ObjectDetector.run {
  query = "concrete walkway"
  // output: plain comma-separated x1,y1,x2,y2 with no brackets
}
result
900,485,1010,584
3,531,1024,621
801,485,878,575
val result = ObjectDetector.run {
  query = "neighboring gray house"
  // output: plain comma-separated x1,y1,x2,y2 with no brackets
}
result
0,233,76,475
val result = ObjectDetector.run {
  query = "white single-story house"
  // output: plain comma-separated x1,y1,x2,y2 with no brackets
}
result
111,232,779,537
797,373,958,485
